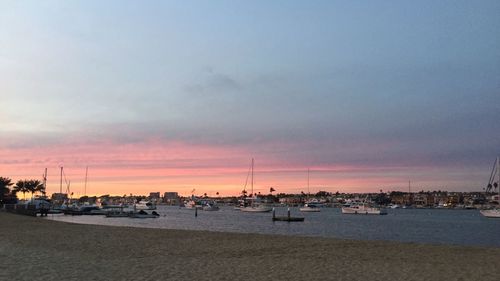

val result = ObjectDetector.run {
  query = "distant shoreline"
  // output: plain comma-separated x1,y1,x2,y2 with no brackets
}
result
1,212,500,281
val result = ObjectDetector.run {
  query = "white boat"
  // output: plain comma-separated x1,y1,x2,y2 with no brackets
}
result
480,209,500,218
134,200,156,210
342,202,387,215
184,199,203,210
481,157,500,218
240,205,272,213
299,203,321,212
233,200,246,211
202,202,220,211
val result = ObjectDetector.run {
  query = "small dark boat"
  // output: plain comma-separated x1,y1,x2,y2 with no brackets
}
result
129,210,160,218
272,216,305,222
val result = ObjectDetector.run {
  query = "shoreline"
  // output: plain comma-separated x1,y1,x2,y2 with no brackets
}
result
1,212,499,281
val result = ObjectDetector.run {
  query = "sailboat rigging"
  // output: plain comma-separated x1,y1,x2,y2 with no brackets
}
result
240,158,272,213
480,157,500,218
300,168,321,212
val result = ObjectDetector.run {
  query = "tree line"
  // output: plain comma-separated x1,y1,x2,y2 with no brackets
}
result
0,177,46,205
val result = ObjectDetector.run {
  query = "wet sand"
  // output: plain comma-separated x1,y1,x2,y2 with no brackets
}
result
1,212,499,281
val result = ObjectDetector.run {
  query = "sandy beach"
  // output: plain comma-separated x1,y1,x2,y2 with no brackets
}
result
1,212,499,281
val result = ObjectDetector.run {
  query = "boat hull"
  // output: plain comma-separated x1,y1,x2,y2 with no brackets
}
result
240,206,272,213
342,207,387,215
129,214,159,218
299,207,321,212
272,216,304,222
480,209,500,218
134,200,156,210
105,212,130,218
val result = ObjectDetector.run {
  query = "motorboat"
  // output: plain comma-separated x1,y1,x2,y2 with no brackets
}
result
299,203,321,212
202,202,220,211
105,210,131,218
240,205,272,213
184,199,204,210
63,204,106,216
342,202,387,215
480,209,500,218
134,200,156,210
129,210,160,218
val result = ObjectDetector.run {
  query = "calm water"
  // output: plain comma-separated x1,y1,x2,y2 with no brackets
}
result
46,206,500,247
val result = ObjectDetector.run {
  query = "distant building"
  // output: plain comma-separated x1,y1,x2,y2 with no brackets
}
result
278,197,302,205
163,192,179,205
149,192,161,203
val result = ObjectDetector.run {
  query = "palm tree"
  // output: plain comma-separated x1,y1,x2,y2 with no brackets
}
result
0,177,14,204
13,180,29,200
27,179,44,199
12,179,43,200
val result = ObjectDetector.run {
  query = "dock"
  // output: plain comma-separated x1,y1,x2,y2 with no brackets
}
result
272,208,305,222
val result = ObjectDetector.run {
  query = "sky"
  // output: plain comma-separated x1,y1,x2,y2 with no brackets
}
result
1,0,499,196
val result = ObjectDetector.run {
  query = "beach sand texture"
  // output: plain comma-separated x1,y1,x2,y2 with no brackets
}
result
1,212,499,281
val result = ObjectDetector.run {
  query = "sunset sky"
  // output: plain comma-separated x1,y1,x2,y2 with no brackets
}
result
1,1,499,196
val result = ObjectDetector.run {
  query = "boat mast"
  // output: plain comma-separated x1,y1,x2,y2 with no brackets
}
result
42,168,47,195
60,166,63,194
307,168,310,195
84,166,88,197
251,158,254,196
497,157,500,203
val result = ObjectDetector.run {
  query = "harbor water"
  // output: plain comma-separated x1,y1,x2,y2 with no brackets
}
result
46,206,500,247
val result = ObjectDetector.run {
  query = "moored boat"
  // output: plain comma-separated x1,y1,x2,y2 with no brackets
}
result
105,211,131,218
239,158,273,213
184,199,203,210
299,203,321,212
480,209,500,218
134,200,156,210
202,202,220,211
63,204,106,215
342,202,387,215
129,210,160,218
240,205,273,213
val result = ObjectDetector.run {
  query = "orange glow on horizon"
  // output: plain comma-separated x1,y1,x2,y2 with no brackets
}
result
0,139,482,196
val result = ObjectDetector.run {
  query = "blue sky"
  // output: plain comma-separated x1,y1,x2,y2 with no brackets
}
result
1,0,499,194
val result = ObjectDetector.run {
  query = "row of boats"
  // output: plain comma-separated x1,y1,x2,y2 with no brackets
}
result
57,200,160,218
27,198,499,218
184,198,387,215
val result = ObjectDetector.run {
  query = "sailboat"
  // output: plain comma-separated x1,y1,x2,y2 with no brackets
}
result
480,157,500,218
240,158,272,213
300,168,321,212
